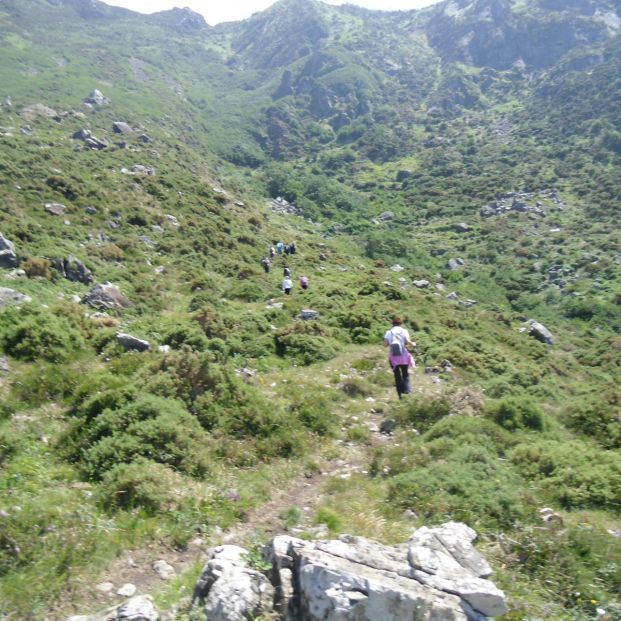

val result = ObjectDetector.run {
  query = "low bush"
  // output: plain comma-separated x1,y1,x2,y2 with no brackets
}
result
565,389,621,448
274,322,338,365
392,396,451,433
0,307,85,362
99,459,187,513
510,440,621,510
485,396,546,432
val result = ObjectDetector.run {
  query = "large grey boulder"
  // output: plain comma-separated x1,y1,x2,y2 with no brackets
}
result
113,121,133,134
83,89,108,106
116,333,150,352
0,287,32,307
193,545,274,621
44,202,66,216
83,283,131,310
53,256,94,284
528,320,554,345
247,523,506,621
0,233,17,268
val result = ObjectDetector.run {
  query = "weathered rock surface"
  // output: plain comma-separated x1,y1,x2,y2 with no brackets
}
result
0,233,18,268
53,256,94,284
44,202,67,216
193,545,274,621
194,523,505,621
116,333,150,352
0,287,32,306
113,121,133,134
84,89,109,106
528,320,554,345
83,283,131,310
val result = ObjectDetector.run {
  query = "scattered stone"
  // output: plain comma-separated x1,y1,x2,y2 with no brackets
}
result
380,419,397,434
539,507,563,525
390,264,405,272
378,211,393,221
152,560,175,580
0,287,32,307
95,582,114,593
446,258,463,270
413,279,430,288
112,121,133,134
84,206,97,215
454,222,470,233
446,291,459,301
44,202,66,216
234,200,245,207
116,333,150,352
528,320,554,345
0,356,9,378
158,345,171,354
137,133,151,143
299,309,319,320
0,233,17,268
121,164,155,176
83,89,108,106
117,583,137,597
52,256,94,284
117,595,158,621
459,299,477,308
83,283,131,310
165,214,179,227
139,235,156,248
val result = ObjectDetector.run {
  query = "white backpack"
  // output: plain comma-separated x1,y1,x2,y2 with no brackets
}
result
389,329,404,356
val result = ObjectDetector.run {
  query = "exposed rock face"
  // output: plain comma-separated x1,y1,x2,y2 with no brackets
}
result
53,256,94,284
83,283,131,310
116,595,158,620
193,545,274,621
20,103,59,121
195,523,506,621
0,233,18,268
0,287,32,306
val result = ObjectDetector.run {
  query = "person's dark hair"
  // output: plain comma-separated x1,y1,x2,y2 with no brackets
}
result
392,316,403,326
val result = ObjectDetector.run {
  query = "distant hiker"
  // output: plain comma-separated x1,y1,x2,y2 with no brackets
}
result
282,276,293,295
289,242,296,255
300,275,308,290
261,257,270,274
269,246,276,258
384,317,416,399
276,241,284,254
283,265,291,277
284,244,291,255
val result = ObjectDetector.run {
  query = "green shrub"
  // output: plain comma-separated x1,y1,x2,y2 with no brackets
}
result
510,440,621,510
99,459,186,513
388,443,532,530
275,322,338,365
0,308,85,362
0,424,19,466
566,389,621,448
485,396,546,432
393,396,451,433
162,323,209,351
288,390,339,436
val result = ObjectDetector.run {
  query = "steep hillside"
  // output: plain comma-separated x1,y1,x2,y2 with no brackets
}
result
0,0,620,619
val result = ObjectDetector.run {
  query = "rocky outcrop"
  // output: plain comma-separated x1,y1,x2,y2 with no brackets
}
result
0,233,18,268
83,283,131,310
112,121,133,134
194,523,506,621
44,202,67,216
53,256,94,285
193,545,274,621
83,89,109,106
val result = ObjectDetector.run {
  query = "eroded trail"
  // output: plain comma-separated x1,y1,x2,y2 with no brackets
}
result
58,346,447,620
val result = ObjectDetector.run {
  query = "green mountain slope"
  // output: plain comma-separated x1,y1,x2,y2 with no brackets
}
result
0,0,620,619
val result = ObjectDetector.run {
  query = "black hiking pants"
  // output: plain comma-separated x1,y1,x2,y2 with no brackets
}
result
392,364,411,399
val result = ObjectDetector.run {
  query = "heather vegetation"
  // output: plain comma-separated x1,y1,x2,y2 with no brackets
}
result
0,0,620,619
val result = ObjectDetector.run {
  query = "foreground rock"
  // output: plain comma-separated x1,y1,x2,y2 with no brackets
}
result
194,522,506,621
83,283,131,310
193,545,274,621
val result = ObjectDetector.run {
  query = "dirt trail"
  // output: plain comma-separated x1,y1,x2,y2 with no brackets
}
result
57,347,444,620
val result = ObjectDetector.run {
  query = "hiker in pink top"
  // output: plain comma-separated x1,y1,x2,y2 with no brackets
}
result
384,316,416,399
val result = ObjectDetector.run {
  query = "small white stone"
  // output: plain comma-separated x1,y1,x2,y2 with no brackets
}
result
117,583,137,597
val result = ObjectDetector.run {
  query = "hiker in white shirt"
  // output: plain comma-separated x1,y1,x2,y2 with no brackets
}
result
384,316,416,399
